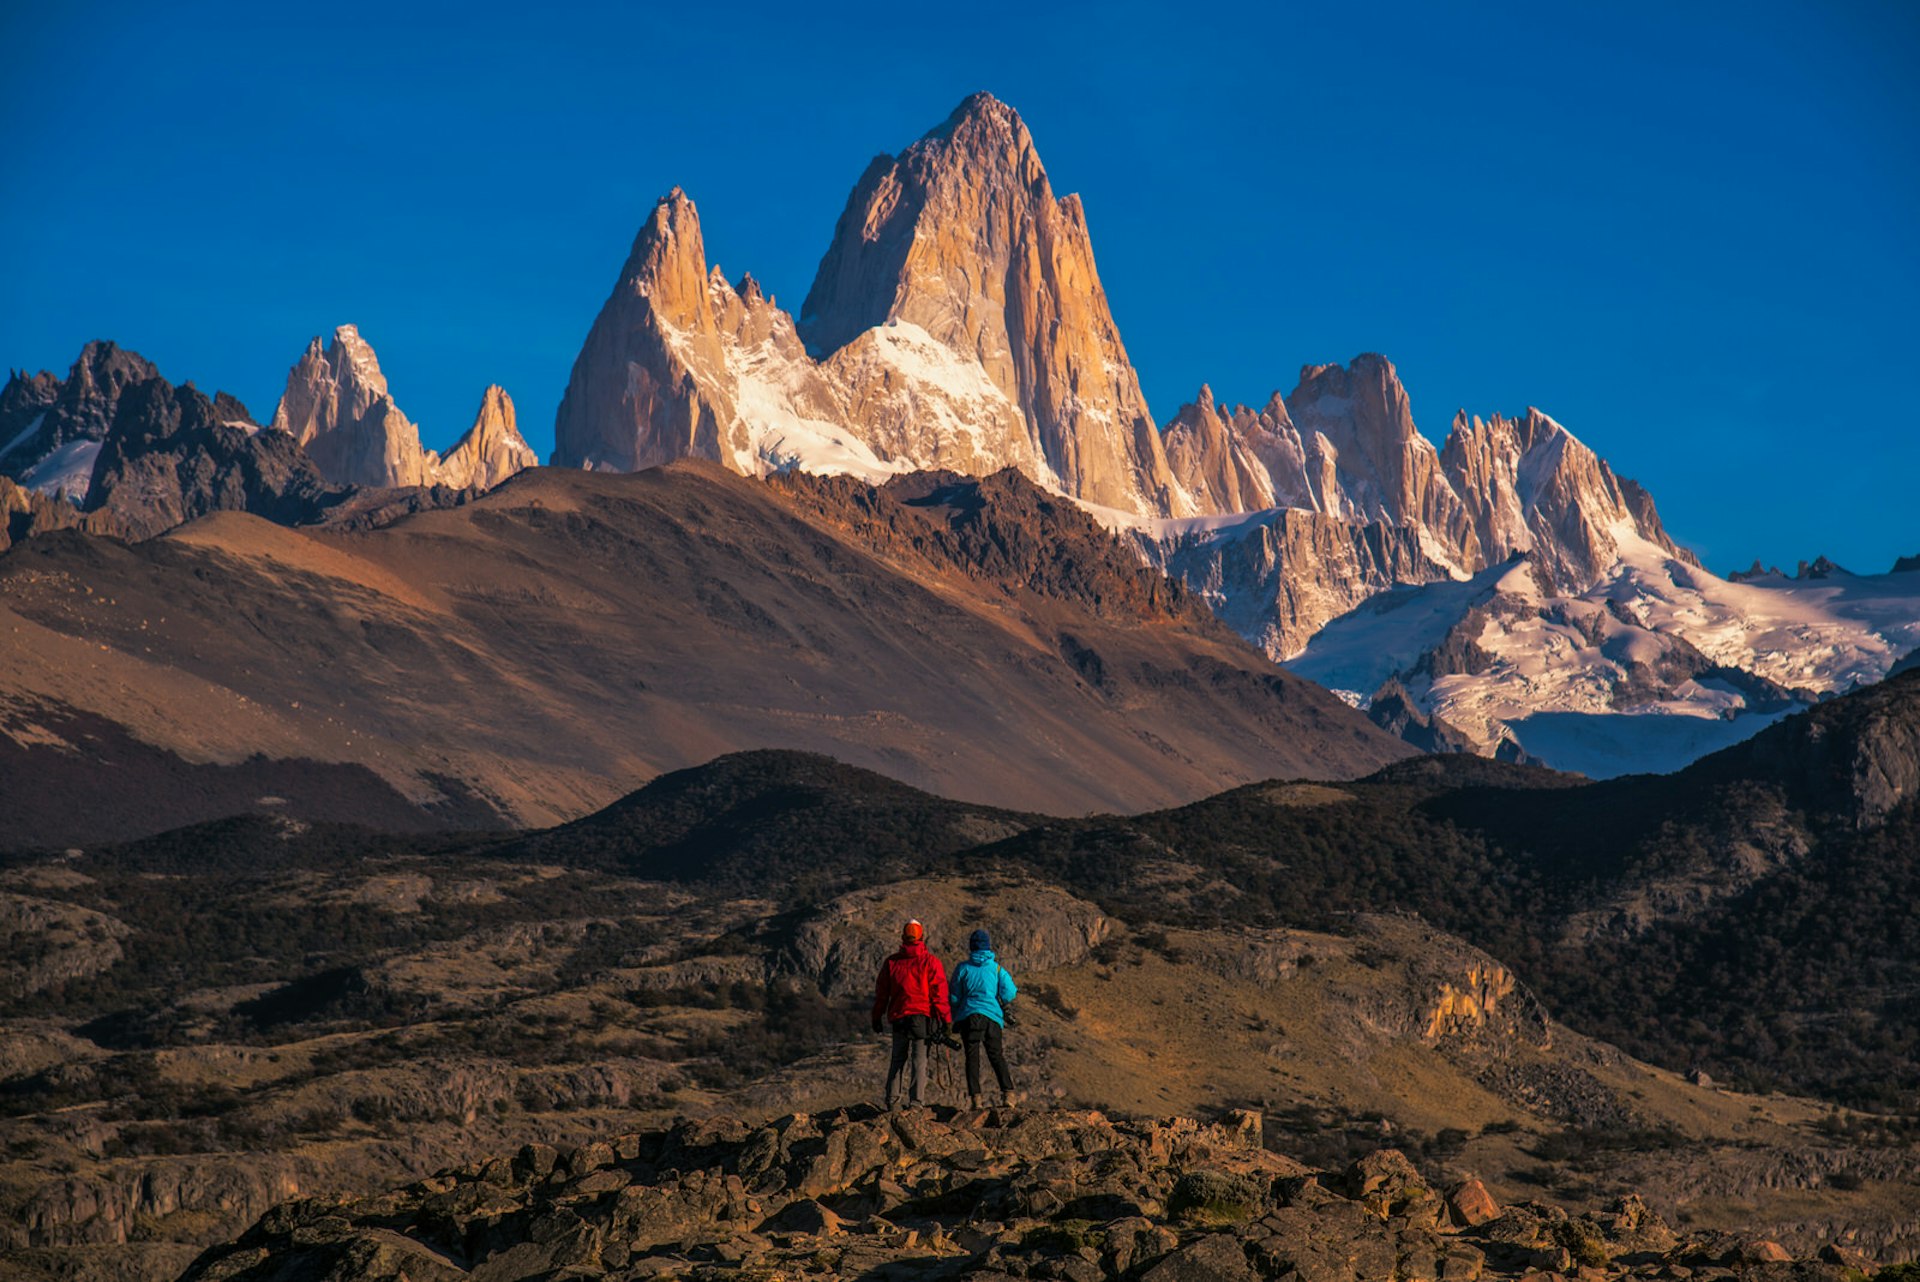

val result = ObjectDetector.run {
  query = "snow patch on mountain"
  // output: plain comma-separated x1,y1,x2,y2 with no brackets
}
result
0,413,46,464
1286,526,1920,777
1595,524,1920,694
731,337,903,483
1286,560,1521,697
22,439,101,502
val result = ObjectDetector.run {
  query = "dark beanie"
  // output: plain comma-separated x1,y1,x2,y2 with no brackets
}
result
970,929,991,951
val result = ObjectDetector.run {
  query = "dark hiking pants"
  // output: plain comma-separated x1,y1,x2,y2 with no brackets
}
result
886,1015,929,1107
960,1013,1013,1096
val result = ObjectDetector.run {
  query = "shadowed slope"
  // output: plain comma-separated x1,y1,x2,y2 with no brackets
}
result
0,462,1408,845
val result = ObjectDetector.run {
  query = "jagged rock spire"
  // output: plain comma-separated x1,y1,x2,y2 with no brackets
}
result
440,385,538,490
271,325,431,488
801,92,1185,516
553,95,1190,515
272,326,534,492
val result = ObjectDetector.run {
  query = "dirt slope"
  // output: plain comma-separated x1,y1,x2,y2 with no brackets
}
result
0,462,1408,844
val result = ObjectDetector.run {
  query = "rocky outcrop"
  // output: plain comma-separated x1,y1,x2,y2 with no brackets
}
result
1163,386,1317,516
1285,356,1476,551
438,385,538,490
0,342,162,503
1151,361,1703,695
271,325,432,488
0,343,523,547
774,467,1208,625
1733,668,1920,828
1728,558,1788,582
776,877,1111,999
0,893,128,998
551,189,858,478
1,473,93,549
1168,362,1690,591
1365,678,1478,755
177,1106,1857,1282
1159,364,1697,663
1137,506,1454,658
271,326,534,492
0,367,62,475
1440,407,1691,592
85,377,345,541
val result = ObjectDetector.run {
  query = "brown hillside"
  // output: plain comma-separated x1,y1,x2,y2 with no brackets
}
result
0,462,1408,844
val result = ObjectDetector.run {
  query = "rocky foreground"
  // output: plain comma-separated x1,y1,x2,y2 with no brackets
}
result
180,1106,1872,1282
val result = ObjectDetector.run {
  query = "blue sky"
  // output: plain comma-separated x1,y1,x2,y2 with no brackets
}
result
3,1,1915,571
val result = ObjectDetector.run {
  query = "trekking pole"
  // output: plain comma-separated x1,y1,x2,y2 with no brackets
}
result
936,1039,955,1103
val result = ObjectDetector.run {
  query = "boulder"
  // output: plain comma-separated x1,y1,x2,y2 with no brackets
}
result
1447,1177,1501,1227
1138,1232,1258,1282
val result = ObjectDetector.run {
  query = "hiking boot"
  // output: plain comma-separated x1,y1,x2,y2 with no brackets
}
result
967,1093,982,1110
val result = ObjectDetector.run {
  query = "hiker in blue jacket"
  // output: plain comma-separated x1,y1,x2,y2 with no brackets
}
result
949,928,1021,1108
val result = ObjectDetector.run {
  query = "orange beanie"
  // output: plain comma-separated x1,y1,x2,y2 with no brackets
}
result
902,919,924,944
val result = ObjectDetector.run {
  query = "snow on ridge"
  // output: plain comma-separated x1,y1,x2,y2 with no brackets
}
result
858,321,1013,415
1283,560,1524,698
822,319,1017,463
1596,523,1920,695
1279,516,1920,778
22,439,102,503
733,339,902,484
0,412,46,463
1074,498,1316,543
1513,423,1572,511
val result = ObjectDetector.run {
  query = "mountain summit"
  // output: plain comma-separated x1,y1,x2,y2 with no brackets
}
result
551,187,857,476
799,92,1182,515
271,324,534,490
0,341,161,502
271,324,434,487
553,95,1185,516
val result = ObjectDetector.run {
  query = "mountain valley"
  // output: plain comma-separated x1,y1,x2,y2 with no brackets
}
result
4,673,1919,1280
2,81,1917,1282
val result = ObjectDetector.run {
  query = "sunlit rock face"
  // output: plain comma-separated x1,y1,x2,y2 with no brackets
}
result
800,92,1184,516
273,325,534,491
554,95,1186,517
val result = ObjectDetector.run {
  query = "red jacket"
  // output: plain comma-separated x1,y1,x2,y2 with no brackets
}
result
872,942,952,1024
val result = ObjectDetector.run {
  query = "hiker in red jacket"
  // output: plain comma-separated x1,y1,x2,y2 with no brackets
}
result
871,918,952,1109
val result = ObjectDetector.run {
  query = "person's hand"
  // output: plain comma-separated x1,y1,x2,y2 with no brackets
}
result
871,1016,884,1034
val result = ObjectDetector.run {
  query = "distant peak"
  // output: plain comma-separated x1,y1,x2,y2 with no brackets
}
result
67,339,159,385
469,384,519,438
1293,353,1405,400
918,91,1036,162
325,324,386,384
939,91,1018,132
630,187,704,265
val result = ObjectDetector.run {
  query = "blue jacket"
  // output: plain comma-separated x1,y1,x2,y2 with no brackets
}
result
949,949,1017,1026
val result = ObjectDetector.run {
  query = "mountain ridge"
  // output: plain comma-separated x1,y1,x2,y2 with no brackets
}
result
7,673,1919,1281
0,460,1409,847
6,91,1911,785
